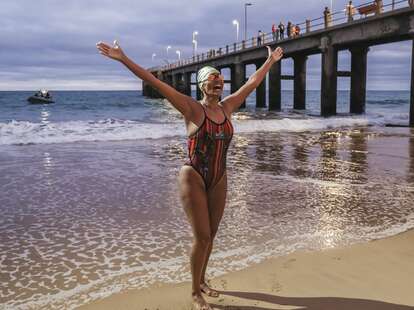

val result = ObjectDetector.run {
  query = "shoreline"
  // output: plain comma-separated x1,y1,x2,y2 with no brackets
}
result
78,228,414,310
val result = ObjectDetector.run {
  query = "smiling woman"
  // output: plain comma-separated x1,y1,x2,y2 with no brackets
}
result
96,39,283,310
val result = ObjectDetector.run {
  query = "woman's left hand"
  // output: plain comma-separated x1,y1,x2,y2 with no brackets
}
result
266,46,283,63
96,40,126,62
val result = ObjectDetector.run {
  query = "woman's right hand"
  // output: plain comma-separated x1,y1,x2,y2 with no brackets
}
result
96,40,126,62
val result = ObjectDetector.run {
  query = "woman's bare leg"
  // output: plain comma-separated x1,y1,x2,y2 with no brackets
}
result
178,165,212,310
200,172,227,297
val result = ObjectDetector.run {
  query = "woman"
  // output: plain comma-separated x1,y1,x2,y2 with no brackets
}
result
96,40,283,310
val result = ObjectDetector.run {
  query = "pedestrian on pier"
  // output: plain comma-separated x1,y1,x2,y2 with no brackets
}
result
293,24,300,37
96,39,283,310
375,0,384,14
346,1,356,22
257,30,263,45
324,6,332,28
272,23,278,41
287,21,292,38
278,21,285,39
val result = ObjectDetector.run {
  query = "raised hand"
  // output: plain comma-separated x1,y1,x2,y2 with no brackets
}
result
96,40,126,62
266,46,283,63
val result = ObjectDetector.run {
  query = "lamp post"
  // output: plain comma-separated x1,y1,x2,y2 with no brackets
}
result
152,53,156,62
232,19,240,41
176,50,181,60
192,31,198,56
166,45,171,60
192,39,198,56
244,2,252,40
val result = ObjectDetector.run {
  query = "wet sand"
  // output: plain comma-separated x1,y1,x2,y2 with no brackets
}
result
79,228,414,310
2,126,414,309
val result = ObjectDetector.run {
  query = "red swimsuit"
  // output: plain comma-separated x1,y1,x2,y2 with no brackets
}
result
184,104,234,190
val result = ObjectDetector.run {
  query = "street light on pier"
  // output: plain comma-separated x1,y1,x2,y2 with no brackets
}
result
152,53,156,62
232,19,240,41
192,40,198,56
192,31,198,56
244,2,253,40
176,50,181,60
166,45,171,60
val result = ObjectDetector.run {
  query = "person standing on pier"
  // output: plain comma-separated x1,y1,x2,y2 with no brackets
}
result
324,6,332,28
346,1,356,22
375,0,384,14
278,21,285,39
287,21,292,37
95,40,283,310
257,30,263,45
272,23,278,41
294,24,300,37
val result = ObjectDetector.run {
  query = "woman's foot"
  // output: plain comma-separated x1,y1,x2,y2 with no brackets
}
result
192,292,212,310
200,282,220,297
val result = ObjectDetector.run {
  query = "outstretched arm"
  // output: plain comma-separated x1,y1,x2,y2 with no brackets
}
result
222,46,283,114
96,41,196,119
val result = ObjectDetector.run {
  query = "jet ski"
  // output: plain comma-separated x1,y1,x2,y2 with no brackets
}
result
27,90,54,104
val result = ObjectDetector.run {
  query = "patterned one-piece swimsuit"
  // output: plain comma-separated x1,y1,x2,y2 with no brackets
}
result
184,103,234,190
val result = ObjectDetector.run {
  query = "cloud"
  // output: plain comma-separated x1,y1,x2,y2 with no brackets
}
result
0,0,412,90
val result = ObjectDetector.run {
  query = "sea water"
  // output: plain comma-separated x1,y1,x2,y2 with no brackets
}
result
0,90,413,309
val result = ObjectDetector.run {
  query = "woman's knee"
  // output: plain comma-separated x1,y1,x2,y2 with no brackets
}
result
194,232,212,247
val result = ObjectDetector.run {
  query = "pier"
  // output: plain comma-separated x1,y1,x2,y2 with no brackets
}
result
143,0,414,127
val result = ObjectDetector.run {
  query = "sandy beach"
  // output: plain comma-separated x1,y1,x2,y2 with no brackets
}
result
79,228,414,310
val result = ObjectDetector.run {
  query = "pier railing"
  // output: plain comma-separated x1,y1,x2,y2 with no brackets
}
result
153,0,412,72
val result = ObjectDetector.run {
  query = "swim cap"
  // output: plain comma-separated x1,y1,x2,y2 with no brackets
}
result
197,66,220,91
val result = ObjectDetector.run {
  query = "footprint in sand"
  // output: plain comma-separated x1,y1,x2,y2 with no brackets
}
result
271,280,283,293
282,258,297,269
220,279,227,290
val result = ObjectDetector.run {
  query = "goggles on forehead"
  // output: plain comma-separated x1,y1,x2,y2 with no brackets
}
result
200,74,224,83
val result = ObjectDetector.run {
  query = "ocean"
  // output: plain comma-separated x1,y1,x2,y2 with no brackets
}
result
1,90,413,309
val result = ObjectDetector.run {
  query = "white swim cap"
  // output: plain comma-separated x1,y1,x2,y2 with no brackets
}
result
197,66,220,91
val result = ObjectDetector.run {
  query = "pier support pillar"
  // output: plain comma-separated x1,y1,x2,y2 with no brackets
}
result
183,72,192,96
293,55,308,110
196,84,202,100
195,69,203,100
231,62,246,109
411,40,414,127
321,44,338,116
255,59,267,108
142,80,147,97
269,61,281,111
172,74,179,90
350,46,369,114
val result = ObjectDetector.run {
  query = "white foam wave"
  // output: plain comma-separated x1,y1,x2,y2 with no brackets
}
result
0,113,404,146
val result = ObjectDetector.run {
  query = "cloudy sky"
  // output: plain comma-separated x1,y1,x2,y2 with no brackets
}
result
0,0,412,91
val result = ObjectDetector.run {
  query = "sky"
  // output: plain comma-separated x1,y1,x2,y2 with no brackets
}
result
0,0,412,91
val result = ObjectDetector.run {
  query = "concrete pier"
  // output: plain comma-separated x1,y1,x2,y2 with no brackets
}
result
293,55,308,110
350,46,369,114
143,5,414,126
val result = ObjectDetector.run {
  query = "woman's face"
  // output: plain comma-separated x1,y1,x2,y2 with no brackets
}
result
202,73,224,97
